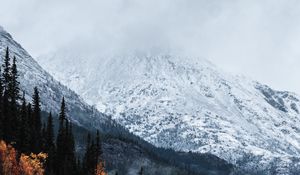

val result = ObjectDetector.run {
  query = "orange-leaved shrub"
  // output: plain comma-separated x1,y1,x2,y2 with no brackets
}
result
95,161,107,175
0,140,47,175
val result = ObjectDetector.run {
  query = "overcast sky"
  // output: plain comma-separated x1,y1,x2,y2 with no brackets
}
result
1,0,300,94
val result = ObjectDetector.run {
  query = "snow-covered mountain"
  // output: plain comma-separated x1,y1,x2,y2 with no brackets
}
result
0,26,236,175
0,26,110,129
37,50,300,173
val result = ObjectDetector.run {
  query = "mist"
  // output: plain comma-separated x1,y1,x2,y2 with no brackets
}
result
1,0,300,93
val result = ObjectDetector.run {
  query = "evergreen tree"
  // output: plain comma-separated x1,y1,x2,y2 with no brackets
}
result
41,123,47,151
138,167,144,175
9,56,20,147
59,97,66,125
9,56,19,114
83,132,103,175
27,102,36,152
45,112,55,152
2,85,11,142
45,112,56,175
2,47,11,90
18,92,31,153
96,130,103,162
55,97,77,175
9,56,19,101
1,47,12,143
32,87,42,153
65,121,77,174
55,98,67,175
83,133,92,175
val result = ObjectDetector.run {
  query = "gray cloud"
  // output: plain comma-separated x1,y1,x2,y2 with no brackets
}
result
1,0,300,93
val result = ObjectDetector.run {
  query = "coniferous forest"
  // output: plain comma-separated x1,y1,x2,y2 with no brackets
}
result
0,47,106,175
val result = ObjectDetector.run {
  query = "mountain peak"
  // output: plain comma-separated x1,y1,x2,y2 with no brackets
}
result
0,26,13,39
37,50,300,172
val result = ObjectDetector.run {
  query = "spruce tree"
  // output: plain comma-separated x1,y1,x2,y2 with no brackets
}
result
45,112,55,152
45,112,55,175
19,92,31,153
41,123,47,151
9,56,20,146
2,85,10,142
96,130,103,162
83,132,103,175
1,47,12,143
32,87,42,153
65,121,77,174
83,133,92,174
27,102,36,152
2,47,11,90
10,56,19,99
55,97,67,175
55,97,77,175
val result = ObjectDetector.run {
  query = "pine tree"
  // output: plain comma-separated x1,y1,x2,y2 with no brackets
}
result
9,56,20,147
45,112,55,152
41,123,47,151
45,112,56,174
83,133,92,175
55,98,67,175
2,85,10,142
83,132,103,175
1,47,12,143
32,87,42,153
65,121,77,174
10,56,19,100
9,56,19,110
95,130,103,165
138,167,144,175
55,97,77,175
2,47,11,90
27,102,36,152
59,97,66,125
18,92,31,153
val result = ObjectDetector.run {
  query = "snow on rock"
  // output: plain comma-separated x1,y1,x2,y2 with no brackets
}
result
37,41,300,173
0,26,109,129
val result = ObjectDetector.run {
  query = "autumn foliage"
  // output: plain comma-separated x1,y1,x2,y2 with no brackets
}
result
0,48,107,175
95,161,107,175
0,140,47,175
0,140,19,175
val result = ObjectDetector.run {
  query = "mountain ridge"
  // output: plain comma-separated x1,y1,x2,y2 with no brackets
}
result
0,25,235,174
37,46,300,173
0,26,112,130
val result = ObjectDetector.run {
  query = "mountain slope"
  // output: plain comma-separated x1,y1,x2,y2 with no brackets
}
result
0,26,234,174
0,27,111,129
38,52,300,173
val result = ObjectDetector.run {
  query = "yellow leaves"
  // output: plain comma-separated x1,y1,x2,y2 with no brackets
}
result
0,140,20,175
95,161,107,175
19,152,47,175
0,140,47,175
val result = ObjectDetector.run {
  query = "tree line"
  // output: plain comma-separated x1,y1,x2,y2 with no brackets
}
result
0,47,106,175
